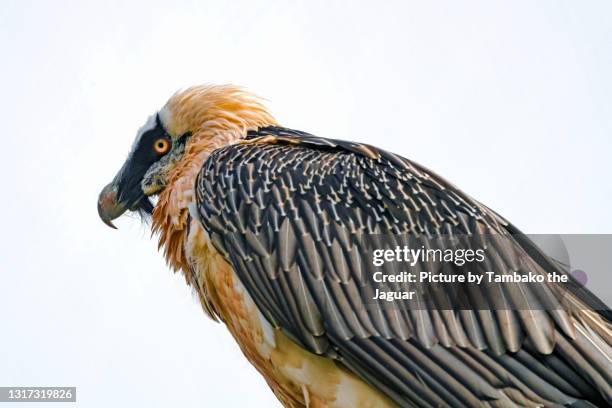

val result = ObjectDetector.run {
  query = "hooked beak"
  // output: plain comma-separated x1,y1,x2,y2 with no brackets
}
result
97,182,128,229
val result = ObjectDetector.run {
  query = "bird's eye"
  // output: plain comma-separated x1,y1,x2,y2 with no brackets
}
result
153,138,171,155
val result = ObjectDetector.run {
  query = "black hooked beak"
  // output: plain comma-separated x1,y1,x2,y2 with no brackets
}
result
97,165,154,229
97,182,126,229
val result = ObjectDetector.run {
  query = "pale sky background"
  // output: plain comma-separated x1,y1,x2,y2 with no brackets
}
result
1,1,611,407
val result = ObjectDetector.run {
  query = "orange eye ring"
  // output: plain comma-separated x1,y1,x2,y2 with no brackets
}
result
153,138,171,155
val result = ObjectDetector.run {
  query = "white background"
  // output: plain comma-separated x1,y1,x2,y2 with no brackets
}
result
1,1,611,407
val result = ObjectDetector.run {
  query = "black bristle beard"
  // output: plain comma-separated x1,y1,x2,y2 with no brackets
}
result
134,196,154,222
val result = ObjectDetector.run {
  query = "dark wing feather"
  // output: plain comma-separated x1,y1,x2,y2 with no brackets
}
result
195,126,612,407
